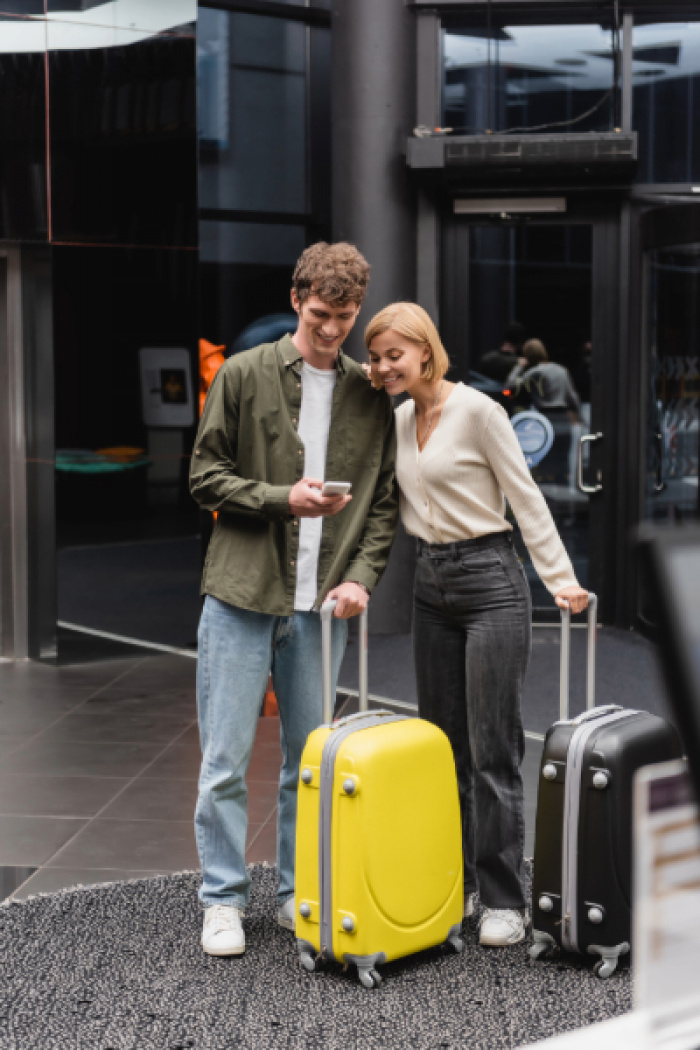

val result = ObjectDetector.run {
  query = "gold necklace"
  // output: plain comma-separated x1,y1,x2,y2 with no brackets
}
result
418,380,444,451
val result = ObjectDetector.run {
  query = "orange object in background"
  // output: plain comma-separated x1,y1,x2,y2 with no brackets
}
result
199,339,226,523
96,446,146,463
199,338,226,416
263,676,279,717
199,336,276,713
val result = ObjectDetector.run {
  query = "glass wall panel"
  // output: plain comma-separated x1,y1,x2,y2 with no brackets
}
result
634,23,700,184
199,220,304,351
443,23,615,135
198,10,307,214
0,34,47,240
644,244,700,524
49,30,197,245
53,244,201,650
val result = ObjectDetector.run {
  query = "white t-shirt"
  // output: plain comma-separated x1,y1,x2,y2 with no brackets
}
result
294,362,336,611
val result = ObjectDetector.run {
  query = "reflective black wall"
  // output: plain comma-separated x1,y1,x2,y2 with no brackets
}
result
50,33,197,246
197,5,331,353
0,49,47,240
0,6,201,656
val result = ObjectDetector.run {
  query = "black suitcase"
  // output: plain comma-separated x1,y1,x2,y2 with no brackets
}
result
530,594,682,978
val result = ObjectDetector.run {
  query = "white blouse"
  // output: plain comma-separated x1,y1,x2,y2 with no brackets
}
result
395,382,578,596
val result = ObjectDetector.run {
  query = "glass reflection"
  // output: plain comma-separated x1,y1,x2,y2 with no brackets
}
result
49,30,197,245
634,23,700,183
443,24,615,134
198,9,307,214
199,220,304,351
0,47,47,239
645,244,700,524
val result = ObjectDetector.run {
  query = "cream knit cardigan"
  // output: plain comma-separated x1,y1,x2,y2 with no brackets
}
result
395,382,578,596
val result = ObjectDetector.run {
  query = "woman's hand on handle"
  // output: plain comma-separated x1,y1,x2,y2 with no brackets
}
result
555,586,589,615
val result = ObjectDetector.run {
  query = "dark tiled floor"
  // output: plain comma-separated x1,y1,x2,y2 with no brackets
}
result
0,646,543,902
0,649,280,901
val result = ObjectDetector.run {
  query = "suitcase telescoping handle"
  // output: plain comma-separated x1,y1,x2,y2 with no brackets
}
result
320,599,368,724
559,592,598,721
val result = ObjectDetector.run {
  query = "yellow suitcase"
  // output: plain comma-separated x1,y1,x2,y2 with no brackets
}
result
295,601,464,988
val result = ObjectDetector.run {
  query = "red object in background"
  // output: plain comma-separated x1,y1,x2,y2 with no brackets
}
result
199,338,226,416
263,676,279,717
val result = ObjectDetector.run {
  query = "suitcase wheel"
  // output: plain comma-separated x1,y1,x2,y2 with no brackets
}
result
446,929,464,954
299,950,318,973
529,941,551,961
358,967,382,989
589,941,628,978
530,930,557,961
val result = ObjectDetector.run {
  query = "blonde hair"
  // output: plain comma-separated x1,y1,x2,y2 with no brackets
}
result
522,338,548,366
364,302,450,382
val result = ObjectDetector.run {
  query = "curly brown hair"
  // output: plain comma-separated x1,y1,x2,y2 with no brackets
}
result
292,242,370,306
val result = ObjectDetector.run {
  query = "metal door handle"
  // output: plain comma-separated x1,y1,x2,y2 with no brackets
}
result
577,433,603,494
654,429,666,493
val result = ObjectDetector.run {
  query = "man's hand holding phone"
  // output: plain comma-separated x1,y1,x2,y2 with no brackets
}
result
289,478,352,518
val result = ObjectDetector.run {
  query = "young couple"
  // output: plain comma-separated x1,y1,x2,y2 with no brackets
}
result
190,241,588,959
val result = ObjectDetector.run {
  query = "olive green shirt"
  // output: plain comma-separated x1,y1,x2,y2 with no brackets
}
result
190,335,398,616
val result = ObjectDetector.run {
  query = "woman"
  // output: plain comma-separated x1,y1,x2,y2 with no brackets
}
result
365,303,589,948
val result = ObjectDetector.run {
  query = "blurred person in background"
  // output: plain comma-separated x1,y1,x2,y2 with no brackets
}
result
508,338,582,423
508,339,583,491
478,321,527,384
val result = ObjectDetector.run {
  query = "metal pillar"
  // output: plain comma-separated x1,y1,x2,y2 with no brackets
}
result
0,246,56,660
332,0,417,633
332,0,417,354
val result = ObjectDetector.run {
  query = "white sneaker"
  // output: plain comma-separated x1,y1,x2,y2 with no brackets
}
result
277,897,295,931
479,908,527,947
464,893,475,918
202,905,245,956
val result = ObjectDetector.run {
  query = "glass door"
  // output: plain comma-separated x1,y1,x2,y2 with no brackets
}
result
638,205,700,628
442,216,611,619
643,244,700,526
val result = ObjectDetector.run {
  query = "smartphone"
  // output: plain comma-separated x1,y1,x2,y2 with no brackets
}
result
321,481,352,497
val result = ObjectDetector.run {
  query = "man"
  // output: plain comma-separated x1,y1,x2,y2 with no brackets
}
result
190,241,398,956
478,321,527,384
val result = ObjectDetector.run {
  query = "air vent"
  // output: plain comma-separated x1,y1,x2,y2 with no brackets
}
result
406,132,638,186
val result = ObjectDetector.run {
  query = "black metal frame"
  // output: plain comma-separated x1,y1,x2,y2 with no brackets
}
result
200,0,330,28
409,0,700,19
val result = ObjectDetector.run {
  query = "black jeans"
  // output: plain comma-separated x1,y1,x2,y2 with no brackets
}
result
413,531,531,910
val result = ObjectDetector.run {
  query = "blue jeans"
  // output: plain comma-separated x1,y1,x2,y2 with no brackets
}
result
413,532,531,910
195,595,348,910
